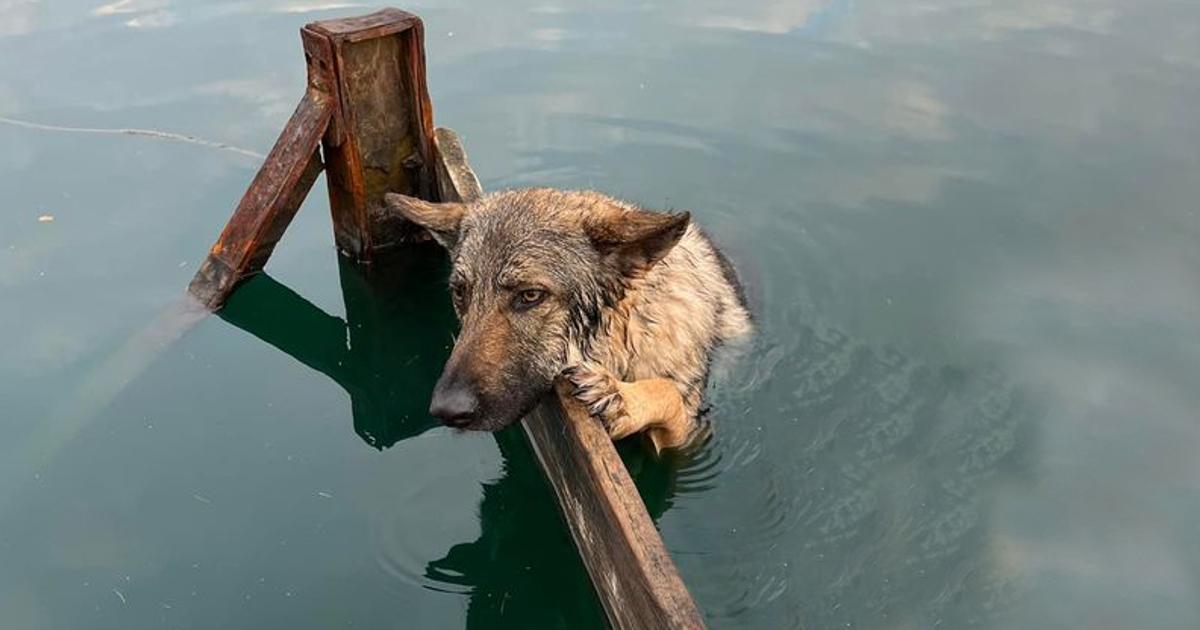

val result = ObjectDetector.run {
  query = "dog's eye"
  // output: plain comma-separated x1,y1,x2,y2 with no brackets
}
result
516,289,547,309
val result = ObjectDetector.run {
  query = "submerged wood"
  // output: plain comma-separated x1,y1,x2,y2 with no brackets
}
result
187,9,705,628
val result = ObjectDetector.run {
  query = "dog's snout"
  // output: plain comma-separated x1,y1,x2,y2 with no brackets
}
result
429,377,478,428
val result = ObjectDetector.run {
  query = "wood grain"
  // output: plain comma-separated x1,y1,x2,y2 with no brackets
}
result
306,9,437,258
187,91,330,309
431,127,484,204
191,9,439,306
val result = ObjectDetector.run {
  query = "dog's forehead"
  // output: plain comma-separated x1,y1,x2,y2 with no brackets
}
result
453,201,587,285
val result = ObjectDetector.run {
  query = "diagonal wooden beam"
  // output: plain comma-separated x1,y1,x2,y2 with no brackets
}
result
187,91,329,309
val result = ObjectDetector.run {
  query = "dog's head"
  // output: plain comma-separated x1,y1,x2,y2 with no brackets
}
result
384,189,689,431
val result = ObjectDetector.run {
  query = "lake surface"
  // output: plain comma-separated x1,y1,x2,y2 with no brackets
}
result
3,1,1199,628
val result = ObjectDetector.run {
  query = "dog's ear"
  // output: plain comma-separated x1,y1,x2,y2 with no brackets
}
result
384,193,468,248
585,208,691,275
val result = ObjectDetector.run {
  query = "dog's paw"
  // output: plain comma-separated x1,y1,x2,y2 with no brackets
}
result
561,364,638,439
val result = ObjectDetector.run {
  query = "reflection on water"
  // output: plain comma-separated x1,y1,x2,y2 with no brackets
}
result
420,429,601,628
218,250,451,450
218,247,688,629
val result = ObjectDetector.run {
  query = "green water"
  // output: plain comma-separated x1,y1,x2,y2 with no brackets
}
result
3,1,1199,628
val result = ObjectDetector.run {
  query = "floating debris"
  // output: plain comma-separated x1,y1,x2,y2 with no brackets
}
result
317,491,333,499
37,214,54,223
113,588,127,605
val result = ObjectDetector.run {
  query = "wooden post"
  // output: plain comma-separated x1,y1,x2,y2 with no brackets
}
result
190,8,435,307
303,9,438,259
187,9,706,629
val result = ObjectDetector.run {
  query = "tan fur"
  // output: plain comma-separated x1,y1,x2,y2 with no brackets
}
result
564,218,751,448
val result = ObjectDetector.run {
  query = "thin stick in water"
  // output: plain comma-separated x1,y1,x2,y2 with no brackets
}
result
0,115,266,160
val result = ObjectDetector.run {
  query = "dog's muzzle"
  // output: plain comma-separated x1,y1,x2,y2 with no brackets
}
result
429,373,479,428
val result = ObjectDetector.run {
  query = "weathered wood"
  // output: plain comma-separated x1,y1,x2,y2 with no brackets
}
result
433,127,707,630
305,9,437,258
187,91,330,309
305,7,421,42
369,126,485,244
432,127,484,203
191,9,438,307
525,396,707,630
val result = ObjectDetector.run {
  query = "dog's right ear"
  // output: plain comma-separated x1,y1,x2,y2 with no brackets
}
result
384,193,468,248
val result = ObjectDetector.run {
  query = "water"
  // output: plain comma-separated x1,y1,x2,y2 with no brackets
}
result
2,1,1198,628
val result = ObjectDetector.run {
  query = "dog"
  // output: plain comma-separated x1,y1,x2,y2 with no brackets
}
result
384,188,752,450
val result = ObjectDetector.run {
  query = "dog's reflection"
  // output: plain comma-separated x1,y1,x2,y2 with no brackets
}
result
217,247,679,629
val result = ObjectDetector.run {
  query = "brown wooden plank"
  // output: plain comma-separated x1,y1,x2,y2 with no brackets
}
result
306,10,437,259
187,91,330,309
524,392,707,630
306,7,421,42
433,126,707,630
432,127,484,203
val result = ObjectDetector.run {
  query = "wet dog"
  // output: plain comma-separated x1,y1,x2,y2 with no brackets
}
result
384,188,751,450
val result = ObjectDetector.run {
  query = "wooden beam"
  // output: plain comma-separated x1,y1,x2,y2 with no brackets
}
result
190,9,438,307
187,91,329,309
432,127,484,204
304,8,438,259
433,127,707,630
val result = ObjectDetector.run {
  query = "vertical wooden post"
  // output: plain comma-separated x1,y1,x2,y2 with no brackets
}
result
303,9,438,260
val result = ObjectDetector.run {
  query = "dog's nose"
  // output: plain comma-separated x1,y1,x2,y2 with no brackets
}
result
429,380,478,428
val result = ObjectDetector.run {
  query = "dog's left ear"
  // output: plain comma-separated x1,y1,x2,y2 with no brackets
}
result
585,209,691,275
384,193,468,248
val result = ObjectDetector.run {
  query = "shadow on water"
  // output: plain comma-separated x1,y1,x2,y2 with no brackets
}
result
218,245,453,449
216,244,681,629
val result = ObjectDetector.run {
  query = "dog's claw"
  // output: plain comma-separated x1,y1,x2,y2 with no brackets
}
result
563,363,635,438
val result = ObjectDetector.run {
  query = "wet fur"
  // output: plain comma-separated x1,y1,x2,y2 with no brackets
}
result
385,188,752,449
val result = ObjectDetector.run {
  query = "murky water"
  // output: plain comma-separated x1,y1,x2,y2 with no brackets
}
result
3,1,1199,628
